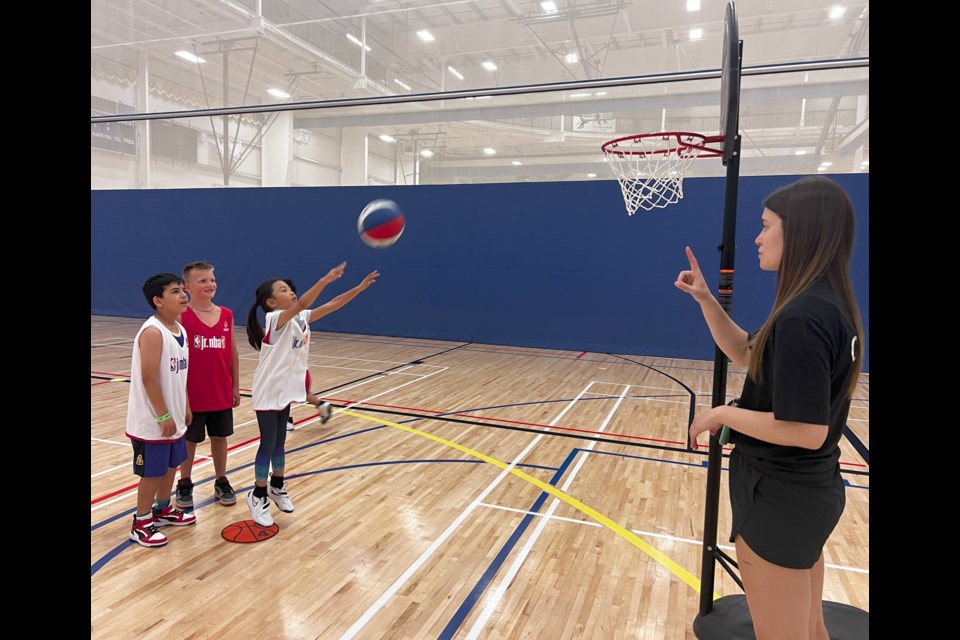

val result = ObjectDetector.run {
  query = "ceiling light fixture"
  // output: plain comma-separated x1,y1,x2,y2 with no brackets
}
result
420,149,434,158
689,28,703,40
687,0,701,11
482,60,497,71
346,34,371,51
175,50,206,64
394,79,411,91
483,147,496,155
379,134,396,143
829,6,847,20
267,88,290,99
416,30,435,42
447,66,464,80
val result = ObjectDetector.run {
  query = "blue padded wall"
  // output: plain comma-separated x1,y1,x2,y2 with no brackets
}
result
92,174,868,370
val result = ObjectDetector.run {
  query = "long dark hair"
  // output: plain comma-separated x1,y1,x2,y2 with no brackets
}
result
246,279,280,351
748,176,864,397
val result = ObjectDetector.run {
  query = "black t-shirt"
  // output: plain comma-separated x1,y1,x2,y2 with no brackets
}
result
732,278,859,485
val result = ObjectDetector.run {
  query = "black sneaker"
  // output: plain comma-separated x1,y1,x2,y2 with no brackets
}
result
214,477,237,506
175,478,194,509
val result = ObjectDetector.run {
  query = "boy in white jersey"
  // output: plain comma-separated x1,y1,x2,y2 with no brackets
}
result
125,273,198,548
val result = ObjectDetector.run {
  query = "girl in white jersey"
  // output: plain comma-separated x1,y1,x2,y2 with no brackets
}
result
244,262,379,526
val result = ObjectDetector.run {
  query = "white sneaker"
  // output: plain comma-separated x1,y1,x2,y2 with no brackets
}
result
268,476,295,513
286,416,295,431
318,402,333,425
246,490,273,527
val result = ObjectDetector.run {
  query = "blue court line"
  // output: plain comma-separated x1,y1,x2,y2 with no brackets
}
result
439,449,580,640
91,455,560,577
438,442,870,637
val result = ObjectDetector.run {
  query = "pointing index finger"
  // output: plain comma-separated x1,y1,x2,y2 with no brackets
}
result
685,246,701,273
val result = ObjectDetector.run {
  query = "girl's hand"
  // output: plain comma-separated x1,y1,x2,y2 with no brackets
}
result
325,262,347,282
674,246,712,304
358,270,379,290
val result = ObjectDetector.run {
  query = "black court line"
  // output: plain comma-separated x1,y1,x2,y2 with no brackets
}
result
842,424,869,466
312,341,472,395
607,353,699,447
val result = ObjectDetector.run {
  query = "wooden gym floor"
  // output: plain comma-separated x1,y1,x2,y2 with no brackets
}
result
91,315,869,639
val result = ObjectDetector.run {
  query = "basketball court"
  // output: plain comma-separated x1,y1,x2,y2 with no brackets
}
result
92,2,868,637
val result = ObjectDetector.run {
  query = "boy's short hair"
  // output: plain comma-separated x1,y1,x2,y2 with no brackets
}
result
142,273,184,309
182,260,215,281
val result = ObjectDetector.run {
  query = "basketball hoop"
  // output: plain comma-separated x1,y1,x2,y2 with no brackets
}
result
602,132,723,215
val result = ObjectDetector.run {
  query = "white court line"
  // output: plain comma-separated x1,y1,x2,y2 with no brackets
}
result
90,415,261,512
287,366,448,432
464,383,629,640
91,436,129,447
477,503,869,574
311,354,448,369
339,382,596,640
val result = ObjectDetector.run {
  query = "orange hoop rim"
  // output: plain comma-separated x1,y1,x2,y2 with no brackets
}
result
601,131,724,158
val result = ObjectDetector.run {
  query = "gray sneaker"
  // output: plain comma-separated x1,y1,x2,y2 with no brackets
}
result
175,478,194,509
214,477,237,506
318,402,333,425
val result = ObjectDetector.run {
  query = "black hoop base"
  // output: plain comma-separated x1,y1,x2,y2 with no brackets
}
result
692,595,868,639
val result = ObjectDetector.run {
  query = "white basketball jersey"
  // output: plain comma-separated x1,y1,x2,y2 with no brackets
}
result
125,316,189,442
252,309,312,411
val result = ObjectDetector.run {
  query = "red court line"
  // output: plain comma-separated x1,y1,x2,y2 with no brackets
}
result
575,351,587,359
91,370,252,394
325,397,687,446
91,435,262,505
328,397,868,469
91,381,111,387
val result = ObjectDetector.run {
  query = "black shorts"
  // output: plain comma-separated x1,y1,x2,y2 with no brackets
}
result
185,409,234,443
728,451,846,570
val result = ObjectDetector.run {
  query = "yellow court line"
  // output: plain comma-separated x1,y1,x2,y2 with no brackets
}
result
340,409,717,598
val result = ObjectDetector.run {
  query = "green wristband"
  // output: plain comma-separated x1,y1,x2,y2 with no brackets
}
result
155,413,171,423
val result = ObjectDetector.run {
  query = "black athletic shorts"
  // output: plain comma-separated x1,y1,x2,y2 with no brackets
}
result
185,409,234,443
728,451,846,569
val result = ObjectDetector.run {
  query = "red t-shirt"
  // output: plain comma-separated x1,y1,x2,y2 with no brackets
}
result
181,306,236,412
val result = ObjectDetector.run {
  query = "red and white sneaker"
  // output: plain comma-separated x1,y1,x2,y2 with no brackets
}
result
152,504,198,527
130,515,168,547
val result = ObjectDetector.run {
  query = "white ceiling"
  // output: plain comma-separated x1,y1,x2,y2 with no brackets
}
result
91,1,869,179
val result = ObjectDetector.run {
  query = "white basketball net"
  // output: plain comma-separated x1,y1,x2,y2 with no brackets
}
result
603,134,706,215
